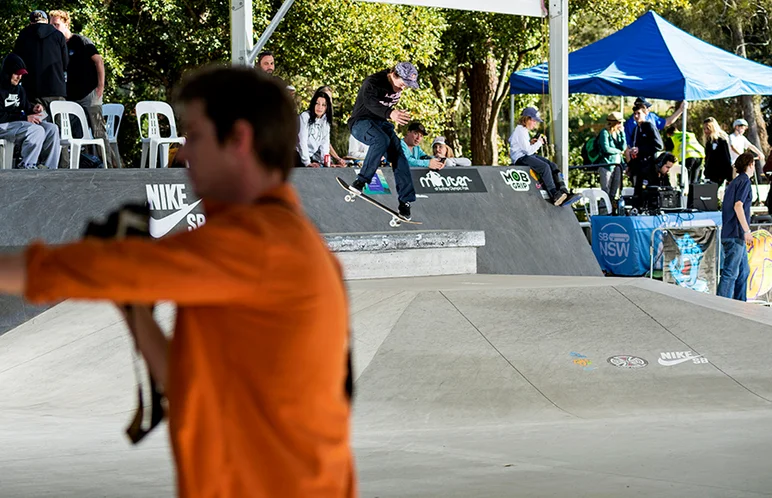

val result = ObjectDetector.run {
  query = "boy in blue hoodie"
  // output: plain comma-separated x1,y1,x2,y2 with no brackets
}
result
0,53,60,169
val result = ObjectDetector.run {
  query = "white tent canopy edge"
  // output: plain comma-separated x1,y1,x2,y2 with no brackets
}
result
230,0,569,176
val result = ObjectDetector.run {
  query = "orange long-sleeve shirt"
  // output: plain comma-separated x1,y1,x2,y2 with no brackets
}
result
25,184,355,498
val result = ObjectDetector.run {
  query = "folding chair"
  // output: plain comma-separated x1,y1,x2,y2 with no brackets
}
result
135,101,185,168
50,101,107,169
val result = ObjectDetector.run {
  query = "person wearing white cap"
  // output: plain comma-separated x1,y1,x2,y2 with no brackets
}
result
728,118,765,167
508,107,569,206
431,136,471,167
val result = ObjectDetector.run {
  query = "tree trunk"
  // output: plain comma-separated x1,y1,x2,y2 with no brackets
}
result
730,18,769,170
468,53,498,165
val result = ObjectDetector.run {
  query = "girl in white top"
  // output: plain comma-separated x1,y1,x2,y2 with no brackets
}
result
296,89,332,167
507,107,567,205
729,118,765,166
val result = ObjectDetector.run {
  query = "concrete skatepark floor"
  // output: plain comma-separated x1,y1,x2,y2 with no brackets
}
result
1,275,771,497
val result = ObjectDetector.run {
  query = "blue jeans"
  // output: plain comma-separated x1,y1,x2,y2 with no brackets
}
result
717,238,749,301
350,119,416,203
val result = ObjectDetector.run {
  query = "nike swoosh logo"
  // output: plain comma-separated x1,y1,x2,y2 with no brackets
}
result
658,354,703,366
148,200,202,238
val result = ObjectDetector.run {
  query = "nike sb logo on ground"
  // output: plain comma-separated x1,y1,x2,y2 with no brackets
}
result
146,184,206,238
658,351,709,366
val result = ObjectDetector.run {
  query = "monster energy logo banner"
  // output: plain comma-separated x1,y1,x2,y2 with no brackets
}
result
662,227,718,294
411,169,487,194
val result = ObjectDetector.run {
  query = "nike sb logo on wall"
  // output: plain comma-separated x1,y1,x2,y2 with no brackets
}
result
145,184,206,238
658,351,709,366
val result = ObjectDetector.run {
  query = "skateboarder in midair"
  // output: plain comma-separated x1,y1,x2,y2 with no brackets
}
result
347,62,419,220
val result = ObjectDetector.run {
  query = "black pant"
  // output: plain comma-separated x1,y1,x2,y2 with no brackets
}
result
515,154,565,197
685,157,703,184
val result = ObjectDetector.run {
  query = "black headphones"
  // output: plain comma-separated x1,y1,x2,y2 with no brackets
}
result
655,152,676,170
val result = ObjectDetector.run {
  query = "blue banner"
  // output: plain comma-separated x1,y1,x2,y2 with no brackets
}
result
591,212,722,276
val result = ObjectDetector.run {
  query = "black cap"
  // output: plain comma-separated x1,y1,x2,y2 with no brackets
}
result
407,121,427,135
634,97,652,108
30,10,48,22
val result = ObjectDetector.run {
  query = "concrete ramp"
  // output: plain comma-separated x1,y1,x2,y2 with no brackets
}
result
2,276,772,497
0,302,176,497
350,276,772,497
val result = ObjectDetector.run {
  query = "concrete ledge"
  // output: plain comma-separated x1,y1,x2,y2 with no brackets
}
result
326,230,485,280
326,230,485,252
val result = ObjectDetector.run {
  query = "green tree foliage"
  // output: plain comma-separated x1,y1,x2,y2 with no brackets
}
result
266,0,445,156
0,0,769,171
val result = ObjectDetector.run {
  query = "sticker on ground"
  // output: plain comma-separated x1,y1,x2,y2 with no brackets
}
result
570,352,596,371
607,355,648,369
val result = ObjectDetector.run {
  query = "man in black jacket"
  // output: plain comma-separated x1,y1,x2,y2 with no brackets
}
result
625,103,664,188
0,54,61,169
12,10,68,117
347,62,419,220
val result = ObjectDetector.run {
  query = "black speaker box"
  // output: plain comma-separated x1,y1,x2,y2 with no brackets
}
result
687,183,719,211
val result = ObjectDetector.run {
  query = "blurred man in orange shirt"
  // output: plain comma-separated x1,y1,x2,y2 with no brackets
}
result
0,66,355,497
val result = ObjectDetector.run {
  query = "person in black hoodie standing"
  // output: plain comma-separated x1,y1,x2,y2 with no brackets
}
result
625,104,664,190
12,10,68,117
0,54,61,170
347,62,419,220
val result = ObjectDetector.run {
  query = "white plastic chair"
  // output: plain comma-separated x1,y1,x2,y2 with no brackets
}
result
582,188,613,216
135,101,185,168
0,138,14,169
102,103,124,144
50,101,106,169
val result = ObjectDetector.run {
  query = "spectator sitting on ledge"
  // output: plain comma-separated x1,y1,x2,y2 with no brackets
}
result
431,136,471,167
508,107,569,206
401,121,444,170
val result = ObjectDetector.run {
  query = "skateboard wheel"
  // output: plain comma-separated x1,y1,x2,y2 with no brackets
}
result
389,218,399,228
345,195,353,202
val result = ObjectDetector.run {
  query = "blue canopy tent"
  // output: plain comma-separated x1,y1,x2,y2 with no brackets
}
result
510,10,772,100
509,10,772,189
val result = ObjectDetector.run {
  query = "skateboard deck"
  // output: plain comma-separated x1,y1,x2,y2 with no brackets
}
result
336,177,422,227
561,193,583,207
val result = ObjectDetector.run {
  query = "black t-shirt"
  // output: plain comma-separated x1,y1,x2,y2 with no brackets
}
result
66,34,99,101
348,70,401,129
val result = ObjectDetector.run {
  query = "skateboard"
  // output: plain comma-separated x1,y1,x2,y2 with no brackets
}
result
561,192,583,208
336,177,422,227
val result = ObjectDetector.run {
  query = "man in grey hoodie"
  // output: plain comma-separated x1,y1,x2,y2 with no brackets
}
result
12,10,68,117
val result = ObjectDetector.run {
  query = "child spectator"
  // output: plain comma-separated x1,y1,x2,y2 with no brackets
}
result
431,136,471,167
400,121,443,170
508,107,568,206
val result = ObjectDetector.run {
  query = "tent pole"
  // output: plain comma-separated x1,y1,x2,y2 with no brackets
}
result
510,94,515,141
548,0,569,180
230,0,253,65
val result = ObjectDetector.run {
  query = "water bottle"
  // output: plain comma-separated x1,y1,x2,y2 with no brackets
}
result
617,196,625,216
